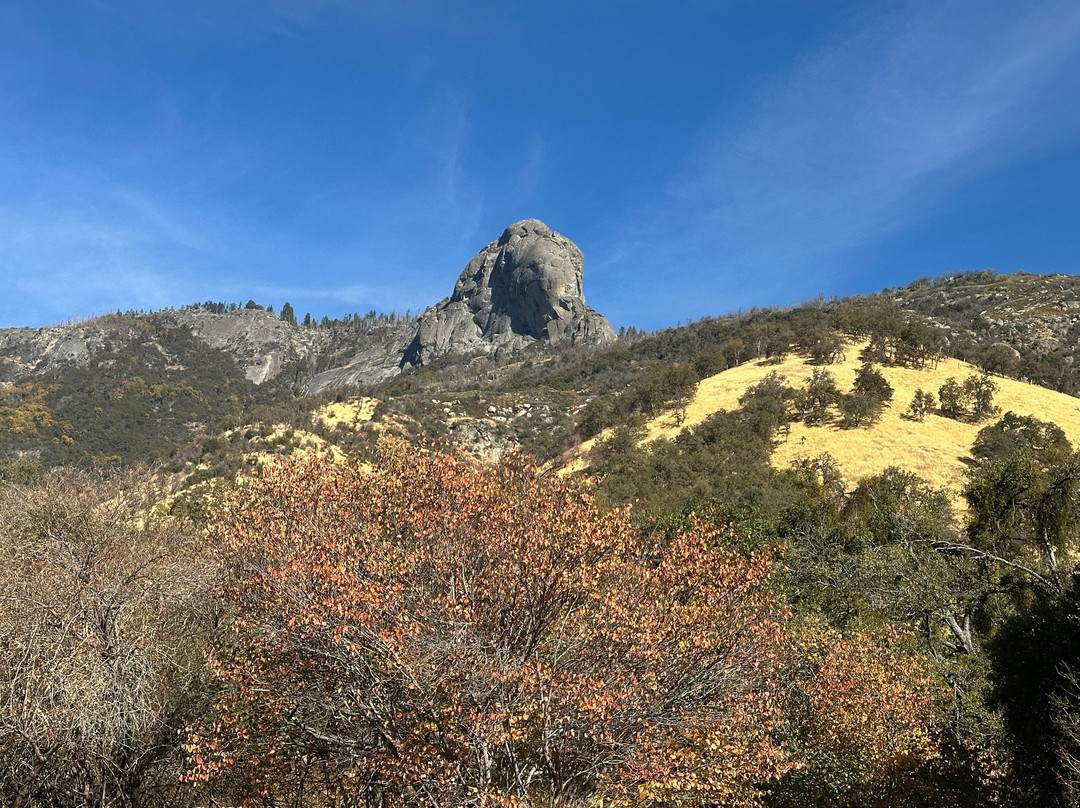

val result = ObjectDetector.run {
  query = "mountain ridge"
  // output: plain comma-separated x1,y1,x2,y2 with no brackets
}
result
3,253,1080,471
0,218,615,394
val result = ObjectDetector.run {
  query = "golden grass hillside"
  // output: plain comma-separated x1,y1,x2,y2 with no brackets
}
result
591,342,1080,496
312,397,379,429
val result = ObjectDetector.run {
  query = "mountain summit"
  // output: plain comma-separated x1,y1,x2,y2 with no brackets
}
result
401,219,616,367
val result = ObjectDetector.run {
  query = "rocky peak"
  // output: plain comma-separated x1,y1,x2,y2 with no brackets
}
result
402,219,615,366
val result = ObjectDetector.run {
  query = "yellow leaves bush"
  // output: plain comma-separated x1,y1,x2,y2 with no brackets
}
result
771,626,948,807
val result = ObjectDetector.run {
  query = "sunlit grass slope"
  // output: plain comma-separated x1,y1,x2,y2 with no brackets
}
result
312,398,379,429
642,342,1080,495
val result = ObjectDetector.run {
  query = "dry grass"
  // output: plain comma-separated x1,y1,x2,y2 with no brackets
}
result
629,341,1080,496
312,398,379,429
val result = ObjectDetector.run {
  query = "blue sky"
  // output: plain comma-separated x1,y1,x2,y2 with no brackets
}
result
2,1,1080,331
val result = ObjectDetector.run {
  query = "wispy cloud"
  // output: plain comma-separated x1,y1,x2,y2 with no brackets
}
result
506,136,545,210
594,0,1080,325
407,91,486,250
0,217,187,321
0,84,494,327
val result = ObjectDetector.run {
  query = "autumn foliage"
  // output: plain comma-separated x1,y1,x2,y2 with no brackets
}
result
185,441,794,806
771,627,947,807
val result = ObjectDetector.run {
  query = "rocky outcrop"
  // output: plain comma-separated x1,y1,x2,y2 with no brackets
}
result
401,219,615,367
167,308,323,385
0,220,616,394
0,317,208,381
302,332,414,394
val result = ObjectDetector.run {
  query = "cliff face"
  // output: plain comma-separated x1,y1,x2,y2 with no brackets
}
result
166,309,324,385
400,219,616,368
302,219,616,392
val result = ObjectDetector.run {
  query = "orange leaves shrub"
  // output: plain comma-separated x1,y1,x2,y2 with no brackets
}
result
185,440,793,807
771,628,945,807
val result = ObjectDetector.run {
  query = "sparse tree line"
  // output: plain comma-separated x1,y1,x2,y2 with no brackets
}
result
535,282,1080,454
568,306,957,443
570,312,1013,449
181,300,420,331
578,352,1002,449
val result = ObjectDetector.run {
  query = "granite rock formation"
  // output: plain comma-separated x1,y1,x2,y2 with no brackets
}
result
0,220,616,396
400,219,616,367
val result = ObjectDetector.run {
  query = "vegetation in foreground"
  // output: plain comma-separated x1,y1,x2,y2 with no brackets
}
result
5,426,1080,807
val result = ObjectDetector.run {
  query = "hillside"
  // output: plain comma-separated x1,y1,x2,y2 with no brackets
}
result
6,265,1080,480
629,341,1080,494
894,270,1080,356
10,270,1080,808
0,220,614,468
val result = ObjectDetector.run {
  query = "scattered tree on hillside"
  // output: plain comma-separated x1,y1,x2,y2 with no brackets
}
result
852,363,894,402
964,372,1000,422
664,363,699,424
904,388,936,422
938,378,969,420
693,343,728,378
795,369,842,425
979,344,1021,378
576,393,617,440
739,371,796,438
625,363,699,421
721,337,748,369
804,326,845,365
839,364,894,427
937,374,999,423
279,301,296,326
837,392,873,428
971,412,1071,464
746,321,793,363
893,320,946,369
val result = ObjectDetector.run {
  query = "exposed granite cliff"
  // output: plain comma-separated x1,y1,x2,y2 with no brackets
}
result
166,308,322,385
400,219,616,368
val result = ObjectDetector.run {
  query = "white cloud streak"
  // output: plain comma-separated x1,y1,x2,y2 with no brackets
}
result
0,87,496,326
594,0,1080,324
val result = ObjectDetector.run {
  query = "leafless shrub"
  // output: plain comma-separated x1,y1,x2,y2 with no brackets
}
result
0,469,217,808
